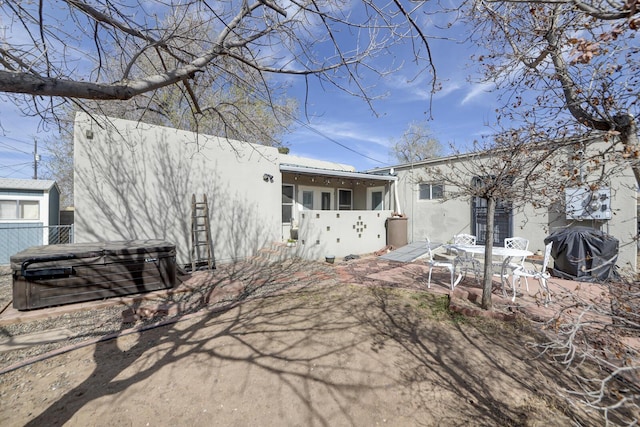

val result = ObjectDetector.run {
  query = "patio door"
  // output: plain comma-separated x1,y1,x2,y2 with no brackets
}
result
367,187,384,210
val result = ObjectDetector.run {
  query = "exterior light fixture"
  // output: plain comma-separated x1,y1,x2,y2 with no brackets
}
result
263,173,274,183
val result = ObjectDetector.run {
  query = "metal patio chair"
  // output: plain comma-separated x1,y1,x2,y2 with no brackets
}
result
511,242,553,304
503,237,530,288
452,234,481,281
453,234,476,246
425,237,456,290
492,237,530,285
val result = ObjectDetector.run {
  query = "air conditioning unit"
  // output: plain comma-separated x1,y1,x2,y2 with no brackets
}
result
565,187,612,220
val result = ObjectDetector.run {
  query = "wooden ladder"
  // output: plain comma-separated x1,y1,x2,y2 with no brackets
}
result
191,194,214,271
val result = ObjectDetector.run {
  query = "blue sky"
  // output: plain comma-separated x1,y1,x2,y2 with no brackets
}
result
0,7,499,178
282,52,497,171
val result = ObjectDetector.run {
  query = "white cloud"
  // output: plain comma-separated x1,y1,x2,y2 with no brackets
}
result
310,119,391,148
460,81,495,105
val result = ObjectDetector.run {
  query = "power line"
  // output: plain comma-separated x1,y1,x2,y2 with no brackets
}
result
0,140,31,155
0,134,34,148
202,75,390,167
291,117,387,165
0,162,33,178
0,161,33,169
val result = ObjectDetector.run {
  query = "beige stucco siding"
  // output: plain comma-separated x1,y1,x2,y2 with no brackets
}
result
385,150,637,273
74,112,282,266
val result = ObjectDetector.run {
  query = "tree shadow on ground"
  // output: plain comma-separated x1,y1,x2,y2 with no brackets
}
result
9,259,611,426
20,260,375,426
350,286,606,426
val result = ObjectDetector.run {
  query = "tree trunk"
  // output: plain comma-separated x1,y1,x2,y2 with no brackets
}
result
481,197,496,310
615,114,640,186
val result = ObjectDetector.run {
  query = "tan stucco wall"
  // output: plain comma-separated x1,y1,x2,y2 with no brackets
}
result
73,112,282,266
389,152,637,273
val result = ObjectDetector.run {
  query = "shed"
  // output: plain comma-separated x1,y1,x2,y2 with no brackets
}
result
0,178,61,264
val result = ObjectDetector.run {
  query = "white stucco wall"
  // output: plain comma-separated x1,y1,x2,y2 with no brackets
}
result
73,113,282,266
293,210,393,259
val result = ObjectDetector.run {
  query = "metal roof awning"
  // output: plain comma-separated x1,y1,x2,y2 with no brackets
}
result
280,164,397,181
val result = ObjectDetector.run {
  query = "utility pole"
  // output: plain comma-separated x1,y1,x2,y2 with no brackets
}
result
33,139,40,179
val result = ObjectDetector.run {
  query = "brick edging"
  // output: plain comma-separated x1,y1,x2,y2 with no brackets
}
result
448,291,518,321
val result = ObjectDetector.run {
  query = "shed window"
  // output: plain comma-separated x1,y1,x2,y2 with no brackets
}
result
0,200,40,219
418,183,444,200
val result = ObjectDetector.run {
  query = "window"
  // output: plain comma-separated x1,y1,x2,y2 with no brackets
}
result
371,191,383,210
0,200,40,220
0,201,15,219
282,185,294,223
321,192,331,210
302,191,314,210
20,201,40,219
338,189,352,210
418,183,444,200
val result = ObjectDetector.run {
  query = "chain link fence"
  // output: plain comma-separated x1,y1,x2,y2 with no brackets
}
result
0,224,74,265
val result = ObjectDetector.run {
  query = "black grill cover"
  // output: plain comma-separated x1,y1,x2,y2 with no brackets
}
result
544,227,619,282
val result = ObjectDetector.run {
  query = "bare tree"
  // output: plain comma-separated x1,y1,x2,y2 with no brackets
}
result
0,0,438,127
390,121,443,163
457,1,640,419
74,12,298,146
466,0,640,181
41,120,74,208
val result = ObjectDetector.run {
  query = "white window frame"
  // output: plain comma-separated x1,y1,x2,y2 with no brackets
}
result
418,183,444,201
0,199,41,220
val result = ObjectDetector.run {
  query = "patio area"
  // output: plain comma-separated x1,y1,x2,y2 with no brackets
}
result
0,250,606,333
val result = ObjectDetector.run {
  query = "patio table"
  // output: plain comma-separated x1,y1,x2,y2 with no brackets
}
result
447,244,533,297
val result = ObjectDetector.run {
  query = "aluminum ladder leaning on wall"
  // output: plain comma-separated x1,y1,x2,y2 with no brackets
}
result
190,194,215,272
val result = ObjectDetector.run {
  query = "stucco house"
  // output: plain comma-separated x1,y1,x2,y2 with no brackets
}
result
369,147,638,274
0,178,61,264
73,113,399,267
74,112,637,273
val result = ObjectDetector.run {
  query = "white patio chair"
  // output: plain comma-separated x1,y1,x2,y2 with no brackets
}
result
493,237,530,286
425,237,456,290
503,237,530,289
453,234,476,246
511,242,553,304
452,234,481,280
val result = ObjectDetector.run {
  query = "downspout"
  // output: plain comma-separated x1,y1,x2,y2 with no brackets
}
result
391,168,402,215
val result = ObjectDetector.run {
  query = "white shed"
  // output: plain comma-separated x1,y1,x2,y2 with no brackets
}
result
0,178,61,264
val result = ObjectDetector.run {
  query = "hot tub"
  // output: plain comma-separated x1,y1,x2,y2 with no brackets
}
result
10,240,176,310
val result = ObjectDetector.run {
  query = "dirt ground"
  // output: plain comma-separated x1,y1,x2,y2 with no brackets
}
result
0,261,606,427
